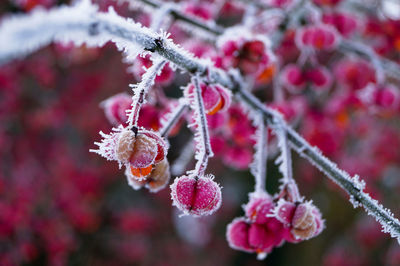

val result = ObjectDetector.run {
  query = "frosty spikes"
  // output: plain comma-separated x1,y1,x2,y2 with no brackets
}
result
249,113,268,195
189,75,214,176
90,126,167,179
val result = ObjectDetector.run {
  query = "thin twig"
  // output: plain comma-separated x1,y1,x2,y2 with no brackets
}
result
192,75,213,176
128,58,167,127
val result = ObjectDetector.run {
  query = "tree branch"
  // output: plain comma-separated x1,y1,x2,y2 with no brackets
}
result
0,1,399,242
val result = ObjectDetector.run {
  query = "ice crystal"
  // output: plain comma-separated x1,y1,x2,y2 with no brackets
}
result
90,125,125,167
249,113,268,193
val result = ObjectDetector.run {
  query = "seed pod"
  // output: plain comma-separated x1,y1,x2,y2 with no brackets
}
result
126,159,171,193
142,130,167,164
170,174,222,216
146,158,171,193
129,133,157,169
129,164,153,180
290,202,324,240
115,130,136,163
244,192,274,224
226,217,252,252
274,199,296,226
125,167,147,190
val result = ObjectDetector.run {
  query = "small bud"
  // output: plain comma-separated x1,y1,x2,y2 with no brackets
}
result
170,174,222,216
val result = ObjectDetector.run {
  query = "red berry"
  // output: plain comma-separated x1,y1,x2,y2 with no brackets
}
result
170,174,222,216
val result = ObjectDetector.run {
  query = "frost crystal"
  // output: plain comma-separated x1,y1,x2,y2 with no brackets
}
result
186,76,214,175
90,126,125,167
249,113,268,193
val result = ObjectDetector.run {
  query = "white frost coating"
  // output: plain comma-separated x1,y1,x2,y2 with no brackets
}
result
150,2,175,30
89,125,125,168
127,57,167,127
0,0,96,64
187,76,214,176
0,0,158,65
249,113,268,194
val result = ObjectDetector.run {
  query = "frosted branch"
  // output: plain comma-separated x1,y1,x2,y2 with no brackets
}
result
1,1,400,242
190,75,214,176
127,57,167,127
250,113,268,194
122,0,224,36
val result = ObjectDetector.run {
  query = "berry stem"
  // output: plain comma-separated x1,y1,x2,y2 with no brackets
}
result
275,122,301,202
251,113,268,194
192,75,213,176
128,58,167,128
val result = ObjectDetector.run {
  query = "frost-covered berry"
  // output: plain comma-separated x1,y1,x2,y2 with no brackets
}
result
274,200,324,241
291,203,324,240
128,130,167,179
226,217,252,252
126,158,171,193
359,84,400,112
226,217,277,257
244,192,274,224
185,83,231,115
128,133,157,169
101,93,132,126
116,129,136,163
334,58,376,91
322,12,358,37
296,24,340,50
217,30,272,75
304,66,332,91
91,127,167,180
170,174,222,216
280,64,306,92
372,85,399,110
